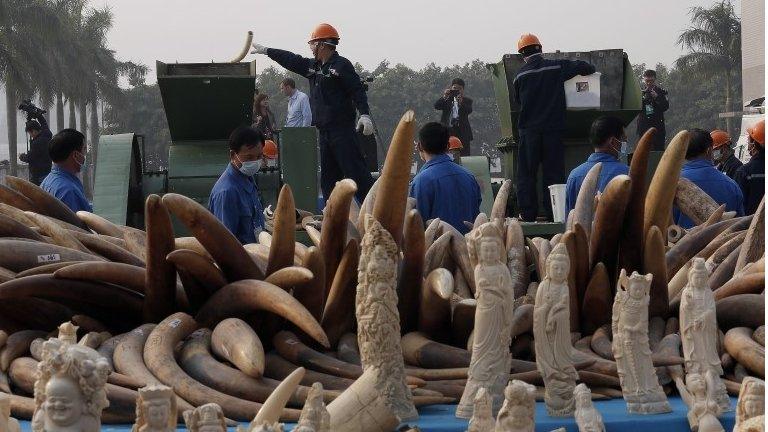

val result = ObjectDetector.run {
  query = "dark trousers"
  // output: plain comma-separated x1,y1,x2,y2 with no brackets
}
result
515,129,565,221
29,170,50,186
319,124,374,204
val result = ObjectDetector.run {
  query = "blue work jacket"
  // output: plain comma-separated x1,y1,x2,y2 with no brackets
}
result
208,164,264,244
41,165,92,213
409,154,481,234
674,159,744,228
565,152,629,215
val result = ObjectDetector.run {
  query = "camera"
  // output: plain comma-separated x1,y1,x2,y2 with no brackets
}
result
448,88,460,98
18,100,46,119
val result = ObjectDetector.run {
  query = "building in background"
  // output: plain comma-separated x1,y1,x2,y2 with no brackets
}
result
742,0,765,105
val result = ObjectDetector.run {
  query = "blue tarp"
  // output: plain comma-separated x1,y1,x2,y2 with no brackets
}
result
18,396,736,431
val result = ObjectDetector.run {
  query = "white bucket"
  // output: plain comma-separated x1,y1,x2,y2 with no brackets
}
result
548,184,567,223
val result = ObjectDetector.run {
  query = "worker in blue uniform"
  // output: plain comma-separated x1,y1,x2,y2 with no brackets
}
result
209,126,265,244
674,129,743,228
41,128,92,213
734,118,765,215
513,33,596,221
565,116,629,215
409,122,481,234
250,23,374,204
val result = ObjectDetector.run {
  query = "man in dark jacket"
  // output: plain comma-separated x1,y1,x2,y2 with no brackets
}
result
19,113,52,185
734,119,765,215
637,69,669,151
513,33,596,221
250,23,374,203
434,78,473,156
710,129,742,180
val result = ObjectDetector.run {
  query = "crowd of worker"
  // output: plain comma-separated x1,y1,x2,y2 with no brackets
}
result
18,24,765,246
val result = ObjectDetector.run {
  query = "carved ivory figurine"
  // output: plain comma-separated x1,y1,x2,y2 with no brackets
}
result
457,222,514,418
534,243,578,416
132,384,177,432
679,372,724,432
679,257,730,411
0,393,21,432
573,384,605,432
494,380,536,432
32,338,111,432
356,219,417,421
735,377,765,431
183,403,226,432
57,322,78,345
467,387,495,432
294,382,330,432
611,270,671,414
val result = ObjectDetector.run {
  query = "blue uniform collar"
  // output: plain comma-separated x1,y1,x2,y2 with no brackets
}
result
684,158,715,169
225,163,255,186
422,154,452,169
51,165,82,184
587,152,621,163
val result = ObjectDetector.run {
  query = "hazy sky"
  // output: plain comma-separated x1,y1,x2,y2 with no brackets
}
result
97,0,739,83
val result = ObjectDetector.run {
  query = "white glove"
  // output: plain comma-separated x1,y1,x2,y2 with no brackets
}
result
250,43,268,55
357,114,374,136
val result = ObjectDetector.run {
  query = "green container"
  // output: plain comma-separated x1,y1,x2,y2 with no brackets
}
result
486,49,643,221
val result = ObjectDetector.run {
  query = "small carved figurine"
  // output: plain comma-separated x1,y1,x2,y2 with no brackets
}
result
735,377,765,431
534,243,578,416
611,270,671,414
679,372,724,432
183,403,226,432
294,382,330,432
458,222,514,418
0,393,21,432
32,338,111,432
494,380,536,432
680,258,730,411
573,384,605,432
57,322,78,345
132,384,176,432
466,387,494,432
356,218,417,421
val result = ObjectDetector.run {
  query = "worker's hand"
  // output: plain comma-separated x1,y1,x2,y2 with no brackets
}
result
443,88,452,99
357,115,374,136
250,43,268,55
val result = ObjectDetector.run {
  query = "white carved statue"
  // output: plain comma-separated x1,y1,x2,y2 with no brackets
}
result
735,377,765,431
57,322,78,345
534,243,578,416
0,392,21,432
573,384,605,432
679,257,730,412
183,403,226,432
356,218,417,421
494,380,536,432
467,387,495,432
679,372,724,432
294,382,330,432
32,338,111,432
612,270,671,414
457,222,514,418
132,384,177,432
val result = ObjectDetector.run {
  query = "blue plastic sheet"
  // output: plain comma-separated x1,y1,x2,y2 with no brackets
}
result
17,396,737,431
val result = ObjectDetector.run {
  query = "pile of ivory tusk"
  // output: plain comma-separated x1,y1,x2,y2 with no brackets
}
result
0,115,762,427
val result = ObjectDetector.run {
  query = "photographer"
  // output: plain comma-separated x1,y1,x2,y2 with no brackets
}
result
18,101,52,186
434,78,473,156
637,69,669,151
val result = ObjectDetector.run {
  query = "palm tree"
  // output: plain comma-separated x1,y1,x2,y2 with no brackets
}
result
676,0,741,134
0,0,62,175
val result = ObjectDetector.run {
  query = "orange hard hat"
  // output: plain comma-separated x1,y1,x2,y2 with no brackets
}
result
517,33,541,53
448,136,463,150
309,23,340,43
263,140,278,159
710,130,731,148
748,119,765,145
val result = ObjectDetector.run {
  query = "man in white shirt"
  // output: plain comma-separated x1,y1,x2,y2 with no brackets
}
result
280,77,312,127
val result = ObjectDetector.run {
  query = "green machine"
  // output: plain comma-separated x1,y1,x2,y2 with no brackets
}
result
487,49,645,235
92,61,319,230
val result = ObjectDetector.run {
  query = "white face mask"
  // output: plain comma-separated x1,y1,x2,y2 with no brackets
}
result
712,149,723,161
236,154,260,176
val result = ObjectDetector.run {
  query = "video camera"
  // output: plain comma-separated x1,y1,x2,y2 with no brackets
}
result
18,100,46,119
